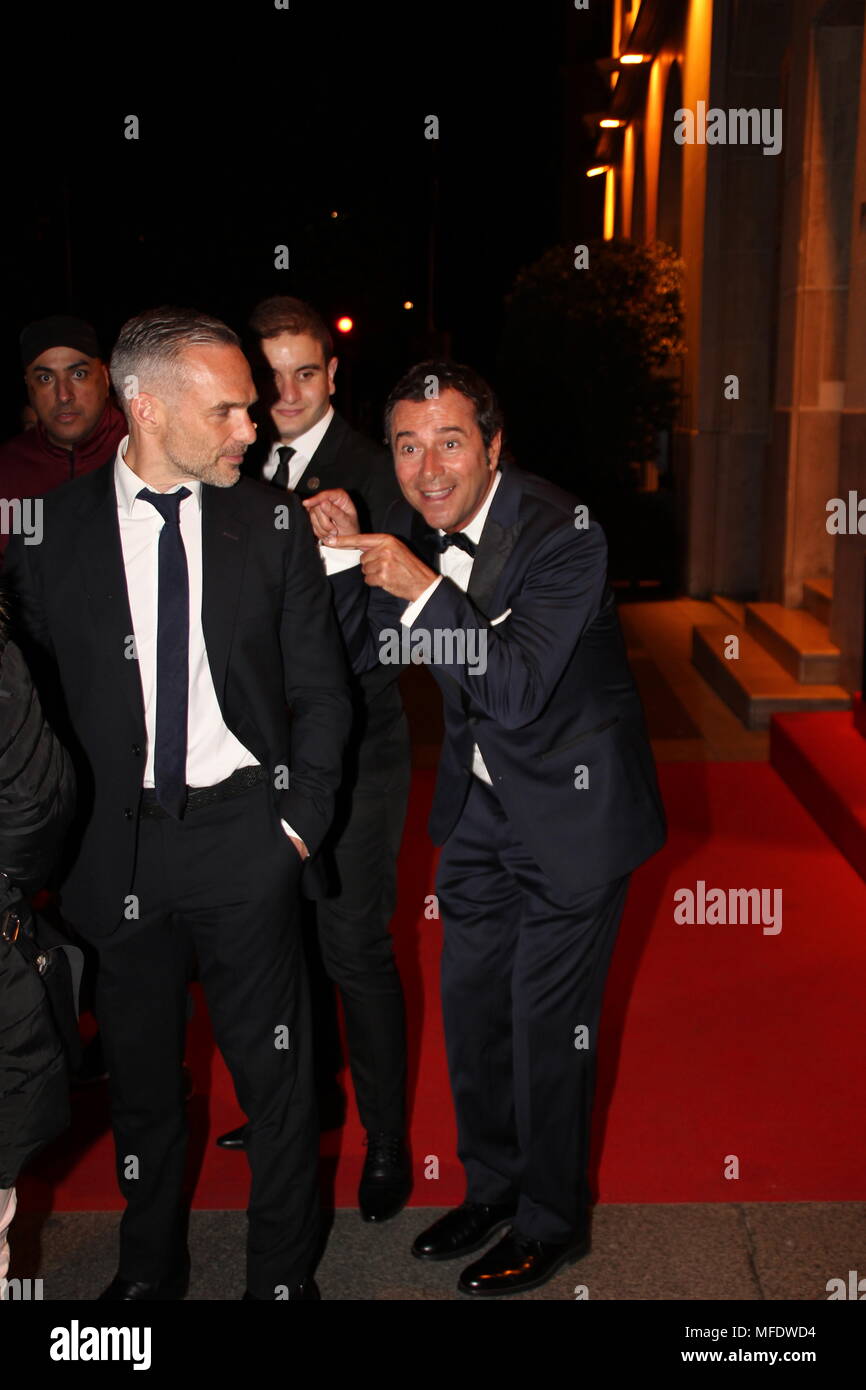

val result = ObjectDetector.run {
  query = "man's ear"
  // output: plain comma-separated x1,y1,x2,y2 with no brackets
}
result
129,392,162,434
327,357,338,395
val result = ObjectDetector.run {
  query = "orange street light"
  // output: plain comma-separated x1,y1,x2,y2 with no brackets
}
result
336,316,354,333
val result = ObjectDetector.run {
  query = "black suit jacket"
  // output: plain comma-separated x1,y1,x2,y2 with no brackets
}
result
246,410,404,755
3,462,352,938
243,409,397,531
331,463,667,896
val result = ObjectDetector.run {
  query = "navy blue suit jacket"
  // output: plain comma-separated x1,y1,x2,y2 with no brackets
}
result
331,463,666,895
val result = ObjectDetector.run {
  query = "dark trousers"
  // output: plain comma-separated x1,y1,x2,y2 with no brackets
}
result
312,715,410,1135
436,776,630,1244
90,781,319,1297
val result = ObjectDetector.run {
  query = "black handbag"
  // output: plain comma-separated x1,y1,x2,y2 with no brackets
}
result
0,875,83,1074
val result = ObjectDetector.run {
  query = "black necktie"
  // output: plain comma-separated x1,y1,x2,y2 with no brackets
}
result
435,530,476,558
271,445,296,490
137,487,191,819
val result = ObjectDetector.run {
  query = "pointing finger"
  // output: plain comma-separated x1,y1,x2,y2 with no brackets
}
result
324,533,390,550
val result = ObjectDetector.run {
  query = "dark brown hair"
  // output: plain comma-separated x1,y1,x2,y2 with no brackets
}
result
248,296,334,361
384,361,504,450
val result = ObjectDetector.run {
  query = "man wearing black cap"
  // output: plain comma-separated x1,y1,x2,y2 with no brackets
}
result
0,317,126,549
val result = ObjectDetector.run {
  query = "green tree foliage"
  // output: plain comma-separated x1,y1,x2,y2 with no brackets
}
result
498,238,685,501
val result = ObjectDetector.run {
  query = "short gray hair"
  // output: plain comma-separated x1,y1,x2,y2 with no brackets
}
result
110,306,240,416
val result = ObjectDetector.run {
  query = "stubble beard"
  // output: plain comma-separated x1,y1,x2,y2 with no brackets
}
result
163,441,243,489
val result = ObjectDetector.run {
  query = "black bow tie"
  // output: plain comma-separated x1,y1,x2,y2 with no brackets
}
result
434,530,476,558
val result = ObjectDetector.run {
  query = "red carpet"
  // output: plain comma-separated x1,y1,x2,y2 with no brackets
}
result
19,762,866,1211
771,708,866,887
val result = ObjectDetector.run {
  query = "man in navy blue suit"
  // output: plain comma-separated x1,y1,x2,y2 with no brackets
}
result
306,361,666,1297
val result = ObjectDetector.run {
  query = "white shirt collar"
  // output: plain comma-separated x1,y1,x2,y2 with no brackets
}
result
114,435,203,517
438,469,502,546
271,404,334,464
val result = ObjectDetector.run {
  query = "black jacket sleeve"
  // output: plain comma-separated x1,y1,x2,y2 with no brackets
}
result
0,634,75,892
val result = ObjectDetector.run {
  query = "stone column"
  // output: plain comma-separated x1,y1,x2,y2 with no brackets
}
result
763,2,863,611
831,18,866,691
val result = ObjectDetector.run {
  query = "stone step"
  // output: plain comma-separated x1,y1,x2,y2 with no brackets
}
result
802,576,833,626
744,601,841,684
711,594,746,626
691,624,851,731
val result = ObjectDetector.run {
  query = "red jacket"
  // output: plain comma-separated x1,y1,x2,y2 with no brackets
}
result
0,402,126,556
0,400,126,498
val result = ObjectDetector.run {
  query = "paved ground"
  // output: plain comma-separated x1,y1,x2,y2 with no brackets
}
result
8,1202,865,1301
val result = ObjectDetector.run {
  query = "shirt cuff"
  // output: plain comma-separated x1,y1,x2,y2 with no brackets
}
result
321,542,363,575
280,819,305,851
400,576,442,627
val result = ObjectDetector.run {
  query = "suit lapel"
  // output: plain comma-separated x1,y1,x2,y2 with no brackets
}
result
293,412,348,496
77,466,145,729
467,467,522,615
201,486,248,703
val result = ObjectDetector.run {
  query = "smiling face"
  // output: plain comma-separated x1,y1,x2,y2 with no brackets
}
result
128,343,258,489
259,331,337,442
25,347,110,449
390,388,501,533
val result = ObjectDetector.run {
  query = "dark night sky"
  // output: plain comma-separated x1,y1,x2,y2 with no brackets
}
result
0,1,612,440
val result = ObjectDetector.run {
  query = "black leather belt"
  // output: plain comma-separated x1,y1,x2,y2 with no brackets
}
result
140,764,268,818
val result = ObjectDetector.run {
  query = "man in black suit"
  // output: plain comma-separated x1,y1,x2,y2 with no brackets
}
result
217,296,412,1222
4,307,352,1301
308,361,667,1296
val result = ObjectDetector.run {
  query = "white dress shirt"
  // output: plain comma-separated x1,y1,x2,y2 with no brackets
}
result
396,471,502,786
262,405,334,490
115,440,301,841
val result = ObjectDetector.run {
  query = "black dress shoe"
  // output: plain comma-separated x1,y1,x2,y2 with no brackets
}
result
457,1229,590,1297
358,1132,412,1223
98,1264,189,1301
216,1123,248,1149
411,1201,517,1261
242,1280,321,1300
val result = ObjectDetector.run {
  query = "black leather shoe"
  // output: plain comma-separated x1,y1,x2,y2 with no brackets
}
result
216,1124,248,1149
358,1132,412,1223
242,1280,321,1300
98,1263,189,1301
457,1229,590,1297
411,1201,517,1261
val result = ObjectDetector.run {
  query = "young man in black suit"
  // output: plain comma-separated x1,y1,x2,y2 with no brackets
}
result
4,307,352,1301
307,362,667,1296
218,297,412,1222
